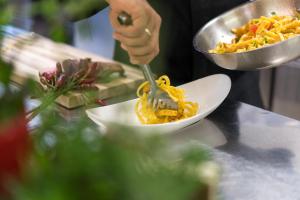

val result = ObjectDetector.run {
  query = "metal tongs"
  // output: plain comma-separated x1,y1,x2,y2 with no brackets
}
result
118,12,178,111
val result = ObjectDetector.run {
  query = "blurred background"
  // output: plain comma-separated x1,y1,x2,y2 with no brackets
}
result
9,0,300,121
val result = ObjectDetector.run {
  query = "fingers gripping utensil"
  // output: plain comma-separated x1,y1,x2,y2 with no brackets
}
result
117,11,178,111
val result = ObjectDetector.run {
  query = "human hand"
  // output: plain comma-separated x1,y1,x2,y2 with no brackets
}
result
107,0,161,64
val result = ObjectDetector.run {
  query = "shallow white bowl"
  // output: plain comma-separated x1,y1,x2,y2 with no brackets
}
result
86,74,231,133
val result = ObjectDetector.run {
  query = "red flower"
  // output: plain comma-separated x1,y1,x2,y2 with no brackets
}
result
0,112,30,196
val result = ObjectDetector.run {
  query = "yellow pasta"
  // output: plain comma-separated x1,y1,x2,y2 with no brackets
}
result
135,75,198,125
210,15,300,54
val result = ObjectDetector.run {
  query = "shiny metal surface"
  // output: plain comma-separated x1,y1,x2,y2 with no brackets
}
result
194,0,300,70
173,100,300,199
27,94,300,199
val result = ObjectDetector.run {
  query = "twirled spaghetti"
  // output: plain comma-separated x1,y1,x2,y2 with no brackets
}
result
135,75,198,124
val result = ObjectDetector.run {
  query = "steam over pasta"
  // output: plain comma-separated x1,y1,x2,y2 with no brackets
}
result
210,15,300,54
135,76,198,124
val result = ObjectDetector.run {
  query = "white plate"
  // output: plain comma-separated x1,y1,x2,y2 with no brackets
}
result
86,74,231,133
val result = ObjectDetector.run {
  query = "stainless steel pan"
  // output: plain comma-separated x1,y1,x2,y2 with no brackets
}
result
194,0,300,70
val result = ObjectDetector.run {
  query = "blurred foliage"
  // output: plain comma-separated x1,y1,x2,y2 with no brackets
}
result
31,0,108,42
9,108,211,200
0,60,38,124
0,62,23,123
0,1,14,26
31,0,107,21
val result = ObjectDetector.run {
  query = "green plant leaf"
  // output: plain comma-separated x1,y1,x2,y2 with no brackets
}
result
0,60,13,86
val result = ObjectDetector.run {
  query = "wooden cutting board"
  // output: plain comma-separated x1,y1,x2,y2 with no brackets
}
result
1,33,144,109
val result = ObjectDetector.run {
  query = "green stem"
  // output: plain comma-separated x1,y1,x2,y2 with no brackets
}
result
26,85,74,121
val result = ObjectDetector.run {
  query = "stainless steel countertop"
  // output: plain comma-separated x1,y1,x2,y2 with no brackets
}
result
173,100,300,200
27,96,300,199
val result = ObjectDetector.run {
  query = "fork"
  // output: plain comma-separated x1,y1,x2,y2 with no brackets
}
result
117,12,178,111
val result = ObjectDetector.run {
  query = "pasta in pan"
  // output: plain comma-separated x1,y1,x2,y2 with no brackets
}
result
210,15,300,54
135,76,198,125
